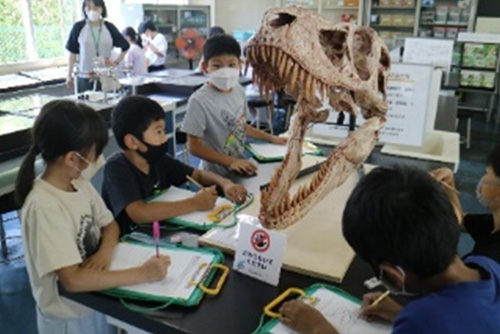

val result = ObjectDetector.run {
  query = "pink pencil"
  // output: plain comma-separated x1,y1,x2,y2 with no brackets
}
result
153,221,160,257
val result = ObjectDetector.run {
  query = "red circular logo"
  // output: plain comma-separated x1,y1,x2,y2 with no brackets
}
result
251,229,271,253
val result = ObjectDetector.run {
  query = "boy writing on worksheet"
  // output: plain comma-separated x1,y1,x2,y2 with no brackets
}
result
181,34,286,177
279,166,500,334
102,96,247,235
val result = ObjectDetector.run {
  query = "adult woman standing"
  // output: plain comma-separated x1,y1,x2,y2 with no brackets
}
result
65,0,130,92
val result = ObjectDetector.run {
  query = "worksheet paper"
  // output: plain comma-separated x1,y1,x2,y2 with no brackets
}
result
269,288,391,334
109,243,214,300
247,142,318,159
150,186,234,226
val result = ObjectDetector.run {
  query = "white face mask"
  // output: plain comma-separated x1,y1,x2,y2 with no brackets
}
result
208,67,240,91
75,153,106,181
86,9,101,22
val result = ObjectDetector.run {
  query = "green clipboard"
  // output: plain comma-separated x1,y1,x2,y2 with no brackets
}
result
245,142,323,163
101,238,228,311
148,188,254,231
256,284,389,334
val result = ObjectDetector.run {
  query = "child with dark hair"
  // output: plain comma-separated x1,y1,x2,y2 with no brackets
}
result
102,95,247,235
182,34,286,176
431,143,500,264
279,166,500,334
15,100,170,334
138,19,167,72
66,0,130,92
122,26,147,76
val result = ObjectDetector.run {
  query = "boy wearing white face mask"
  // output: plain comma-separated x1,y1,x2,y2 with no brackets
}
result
280,166,500,334
431,144,500,264
181,34,286,176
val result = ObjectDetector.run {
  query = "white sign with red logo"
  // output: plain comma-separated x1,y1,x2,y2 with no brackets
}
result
233,222,286,286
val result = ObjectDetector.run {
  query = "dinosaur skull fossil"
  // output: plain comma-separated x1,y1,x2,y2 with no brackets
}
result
246,6,391,229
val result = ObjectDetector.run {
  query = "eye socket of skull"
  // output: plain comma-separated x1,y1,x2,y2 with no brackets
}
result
270,13,297,28
380,49,390,68
353,30,372,56
320,30,347,53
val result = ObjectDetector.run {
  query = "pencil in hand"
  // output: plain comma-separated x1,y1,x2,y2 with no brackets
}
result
186,175,204,189
370,290,391,307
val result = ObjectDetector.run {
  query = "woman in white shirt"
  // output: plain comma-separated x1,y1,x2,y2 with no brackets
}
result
122,27,148,76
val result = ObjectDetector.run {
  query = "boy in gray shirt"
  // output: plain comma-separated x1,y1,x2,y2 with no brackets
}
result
181,34,286,176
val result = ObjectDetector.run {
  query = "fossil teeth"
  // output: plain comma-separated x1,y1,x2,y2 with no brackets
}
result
279,55,287,77
305,75,312,100
311,79,317,101
299,68,306,86
271,47,276,66
291,63,299,89
260,46,267,61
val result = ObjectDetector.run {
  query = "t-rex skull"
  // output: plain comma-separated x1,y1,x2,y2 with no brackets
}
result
245,6,391,230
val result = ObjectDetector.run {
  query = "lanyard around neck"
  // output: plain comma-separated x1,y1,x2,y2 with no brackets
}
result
89,21,103,57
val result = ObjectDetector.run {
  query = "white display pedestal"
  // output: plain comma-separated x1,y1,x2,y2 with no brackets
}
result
381,130,460,172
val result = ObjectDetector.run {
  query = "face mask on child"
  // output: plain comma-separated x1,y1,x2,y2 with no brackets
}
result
86,9,101,22
75,153,106,181
139,141,168,164
208,67,240,91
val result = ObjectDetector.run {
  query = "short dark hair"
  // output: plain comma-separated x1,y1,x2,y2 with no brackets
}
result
342,165,460,279
203,34,241,63
82,0,107,19
138,20,157,34
208,26,225,38
111,96,164,150
487,144,500,177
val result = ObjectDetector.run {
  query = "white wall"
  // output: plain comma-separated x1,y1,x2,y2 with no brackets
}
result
214,0,281,34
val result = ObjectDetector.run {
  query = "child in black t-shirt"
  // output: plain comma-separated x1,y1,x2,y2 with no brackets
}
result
431,144,500,264
102,95,247,235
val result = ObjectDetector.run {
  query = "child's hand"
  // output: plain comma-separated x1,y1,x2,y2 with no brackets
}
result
280,300,339,334
360,292,402,323
229,159,257,175
193,186,218,211
81,251,112,271
271,136,287,145
223,183,248,204
141,255,171,282
429,167,455,188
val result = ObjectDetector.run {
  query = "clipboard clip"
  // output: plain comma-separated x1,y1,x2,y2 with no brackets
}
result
198,263,229,296
264,287,315,318
207,204,234,223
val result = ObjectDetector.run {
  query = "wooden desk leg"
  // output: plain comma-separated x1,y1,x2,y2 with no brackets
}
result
0,214,8,259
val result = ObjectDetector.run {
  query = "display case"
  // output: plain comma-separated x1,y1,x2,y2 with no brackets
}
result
417,0,477,39
321,0,362,25
366,0,419,48
281,0,363,24
143,5,210,58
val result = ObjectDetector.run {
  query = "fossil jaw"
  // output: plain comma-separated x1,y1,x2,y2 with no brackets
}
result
247,6,390,230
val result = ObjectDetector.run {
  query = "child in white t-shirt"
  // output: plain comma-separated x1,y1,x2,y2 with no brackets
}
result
15,100,170,334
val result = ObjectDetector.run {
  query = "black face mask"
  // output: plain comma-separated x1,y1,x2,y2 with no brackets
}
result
138,140,168,164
